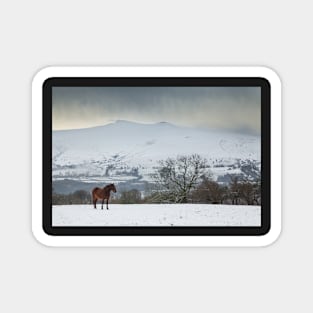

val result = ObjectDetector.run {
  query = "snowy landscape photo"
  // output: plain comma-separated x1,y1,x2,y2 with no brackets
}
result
52,86,261,227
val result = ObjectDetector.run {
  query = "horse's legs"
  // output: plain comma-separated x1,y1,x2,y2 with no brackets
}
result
106,198,109,210
101,199,104,210
93,198,97,209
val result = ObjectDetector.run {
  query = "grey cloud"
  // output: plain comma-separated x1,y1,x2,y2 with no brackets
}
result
52,86,261,134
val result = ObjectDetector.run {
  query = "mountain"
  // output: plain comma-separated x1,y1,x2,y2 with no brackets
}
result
52,120,261,193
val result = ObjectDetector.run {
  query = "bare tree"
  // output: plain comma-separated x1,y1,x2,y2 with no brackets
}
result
229,175,261,205
151,154,210,203
72,189,89,204
238,182,255,205
192,178,228,204
120,189,142,204
229,176,241,204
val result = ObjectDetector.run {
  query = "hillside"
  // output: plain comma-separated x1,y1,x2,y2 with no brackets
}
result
52,120,261,193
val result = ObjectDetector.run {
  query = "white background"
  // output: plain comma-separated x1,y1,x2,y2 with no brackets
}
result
0,0,311,312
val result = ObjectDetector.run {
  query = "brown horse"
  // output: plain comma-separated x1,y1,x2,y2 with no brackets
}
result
92,183,117,210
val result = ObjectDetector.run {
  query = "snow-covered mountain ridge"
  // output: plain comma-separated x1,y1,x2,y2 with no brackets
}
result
53,120,261,191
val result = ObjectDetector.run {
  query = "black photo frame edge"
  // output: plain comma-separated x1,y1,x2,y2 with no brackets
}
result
42,77,270,237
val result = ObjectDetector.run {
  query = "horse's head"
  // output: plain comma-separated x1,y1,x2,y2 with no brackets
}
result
110,184,117,193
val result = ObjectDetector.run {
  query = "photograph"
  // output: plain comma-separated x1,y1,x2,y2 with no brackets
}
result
52,85,262,227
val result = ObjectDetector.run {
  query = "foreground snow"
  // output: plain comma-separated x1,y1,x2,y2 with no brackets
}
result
52,204,261,226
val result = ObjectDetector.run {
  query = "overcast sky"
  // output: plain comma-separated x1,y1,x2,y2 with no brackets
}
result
52,86,261,134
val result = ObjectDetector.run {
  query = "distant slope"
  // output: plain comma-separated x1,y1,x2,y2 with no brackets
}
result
52,120,261,191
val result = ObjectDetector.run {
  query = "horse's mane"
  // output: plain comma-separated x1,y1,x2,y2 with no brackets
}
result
104,183,114,189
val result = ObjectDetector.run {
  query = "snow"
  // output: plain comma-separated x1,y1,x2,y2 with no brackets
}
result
52,204,261,226
52,120,261,183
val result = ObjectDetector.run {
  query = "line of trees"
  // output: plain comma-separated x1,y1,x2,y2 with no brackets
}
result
148,154,260,205
190,176,260,205
52,154,261,206
52,188,144,205
52,189,90,205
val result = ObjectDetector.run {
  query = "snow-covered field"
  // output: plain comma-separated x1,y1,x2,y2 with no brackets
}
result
52,204,261,226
